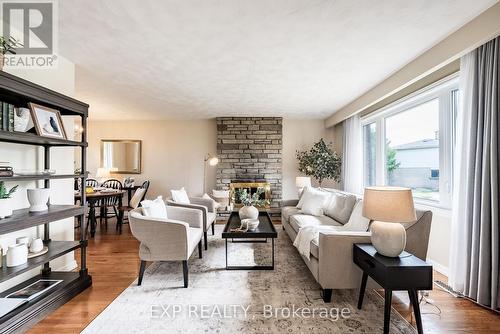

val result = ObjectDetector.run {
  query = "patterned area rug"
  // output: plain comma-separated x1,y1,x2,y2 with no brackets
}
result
83,225,415,333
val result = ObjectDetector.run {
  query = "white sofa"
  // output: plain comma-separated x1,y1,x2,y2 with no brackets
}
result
281,187,432,302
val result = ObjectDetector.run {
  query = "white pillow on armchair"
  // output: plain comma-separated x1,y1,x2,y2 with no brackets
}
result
140,196,168,219
171,187,190,204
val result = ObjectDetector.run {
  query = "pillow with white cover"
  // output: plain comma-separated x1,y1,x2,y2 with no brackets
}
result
342,199,370,231
171,187,190,204
298,188,331,216
296,186,311,209
324,191,357,224
140,196,168,219
212,189,230,199
202,193,221,210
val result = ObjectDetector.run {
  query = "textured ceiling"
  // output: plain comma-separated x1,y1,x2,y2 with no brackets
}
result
58,0,496,120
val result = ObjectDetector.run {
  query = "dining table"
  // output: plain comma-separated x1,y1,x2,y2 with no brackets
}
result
75,189,126,237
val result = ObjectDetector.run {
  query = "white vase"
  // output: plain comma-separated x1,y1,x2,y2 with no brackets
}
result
0,198,13,219
7,243,28,267
27,188,50,212
239,205,259,220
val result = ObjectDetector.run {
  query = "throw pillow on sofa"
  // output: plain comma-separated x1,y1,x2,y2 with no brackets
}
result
324,191,357,224
299,188,331,216
141,196,168,219
171,187,190,204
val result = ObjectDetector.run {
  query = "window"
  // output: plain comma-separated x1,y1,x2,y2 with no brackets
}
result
361,76,458,208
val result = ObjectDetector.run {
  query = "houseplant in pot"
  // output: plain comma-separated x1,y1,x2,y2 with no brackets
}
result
296,138,341,187
0,182,18,218
237,188,268,221
0,36,23,71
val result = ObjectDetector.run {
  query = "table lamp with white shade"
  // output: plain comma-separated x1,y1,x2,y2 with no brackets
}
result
362,186,416,257
96,167,111,183
295,176,311,197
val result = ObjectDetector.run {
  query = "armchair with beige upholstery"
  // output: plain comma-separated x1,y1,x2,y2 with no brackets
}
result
129,205,204,288
166,197,216,250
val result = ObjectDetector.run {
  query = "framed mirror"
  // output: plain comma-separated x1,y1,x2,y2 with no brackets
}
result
100,139,142,174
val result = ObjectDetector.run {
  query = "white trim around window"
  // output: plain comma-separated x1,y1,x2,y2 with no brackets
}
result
361,74,459,209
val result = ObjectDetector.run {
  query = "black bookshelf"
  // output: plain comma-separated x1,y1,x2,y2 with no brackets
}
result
0,70,91,333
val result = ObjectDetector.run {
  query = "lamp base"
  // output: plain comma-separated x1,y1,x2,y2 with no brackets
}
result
370,221,406,257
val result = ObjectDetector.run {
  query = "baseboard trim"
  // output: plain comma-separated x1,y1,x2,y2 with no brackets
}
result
55,260,78,272
427,258,449,276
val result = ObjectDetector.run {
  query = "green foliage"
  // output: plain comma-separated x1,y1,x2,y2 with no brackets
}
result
0,181,18,199
236,188,269,207
0,36,23,55
296,138,341,186
386,140,400,174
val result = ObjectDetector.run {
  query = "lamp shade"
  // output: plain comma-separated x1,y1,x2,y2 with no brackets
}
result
362,186,416,223
96,167,110,178
295,176,311,188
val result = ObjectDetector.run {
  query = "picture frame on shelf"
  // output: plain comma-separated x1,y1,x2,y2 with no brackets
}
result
28,103,67,139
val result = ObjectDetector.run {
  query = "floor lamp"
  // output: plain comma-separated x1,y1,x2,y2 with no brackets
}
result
203,154,219,194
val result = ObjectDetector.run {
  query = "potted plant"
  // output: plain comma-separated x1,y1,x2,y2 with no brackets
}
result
238,188,269,220
0,181,18,218
296,138,341,187
0,36,23,71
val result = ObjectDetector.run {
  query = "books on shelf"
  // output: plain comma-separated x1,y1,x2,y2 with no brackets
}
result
0,102,16,132
0,279,63,318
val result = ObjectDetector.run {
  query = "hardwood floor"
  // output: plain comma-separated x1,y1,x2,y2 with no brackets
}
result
29,220,499,333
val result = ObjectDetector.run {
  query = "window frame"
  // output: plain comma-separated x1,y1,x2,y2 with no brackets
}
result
361,74,458,209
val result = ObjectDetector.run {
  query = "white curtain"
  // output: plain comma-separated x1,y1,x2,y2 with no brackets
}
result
342,114,363,194
449,52,475,293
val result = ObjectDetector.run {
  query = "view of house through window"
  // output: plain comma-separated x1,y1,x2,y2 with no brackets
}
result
385,98,440,201
361,77,457,207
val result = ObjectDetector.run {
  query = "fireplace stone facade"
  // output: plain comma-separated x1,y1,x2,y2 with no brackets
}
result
216,117,282,212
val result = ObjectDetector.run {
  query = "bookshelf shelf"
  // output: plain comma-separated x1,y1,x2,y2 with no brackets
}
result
0,70,91,333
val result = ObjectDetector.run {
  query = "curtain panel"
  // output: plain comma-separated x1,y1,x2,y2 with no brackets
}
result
449,36,499,310
342,114,363,194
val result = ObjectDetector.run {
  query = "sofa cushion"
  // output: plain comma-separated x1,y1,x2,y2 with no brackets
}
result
310,238,319,259
299,188,331,216
324,191,357,224
342,199,371,231
282,206,301,223
289,214,342,233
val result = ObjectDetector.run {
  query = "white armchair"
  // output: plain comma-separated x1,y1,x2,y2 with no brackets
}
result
129,205,204,288
166,197,217,250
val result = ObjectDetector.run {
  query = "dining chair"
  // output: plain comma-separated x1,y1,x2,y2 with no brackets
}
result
100,179,123,227
75,178,101,229
116,180,150,232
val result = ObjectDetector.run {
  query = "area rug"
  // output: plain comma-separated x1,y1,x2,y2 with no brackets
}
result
83,225,416,333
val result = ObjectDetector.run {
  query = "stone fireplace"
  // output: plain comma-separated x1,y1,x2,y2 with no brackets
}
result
216,117,282,214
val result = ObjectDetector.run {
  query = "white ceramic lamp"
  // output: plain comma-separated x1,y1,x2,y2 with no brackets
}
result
362,186,416,257
295,177,311,197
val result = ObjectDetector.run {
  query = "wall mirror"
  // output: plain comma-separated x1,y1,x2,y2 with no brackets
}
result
101,140,142,174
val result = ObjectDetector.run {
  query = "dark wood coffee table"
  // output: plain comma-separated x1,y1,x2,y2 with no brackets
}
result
221,211,277,270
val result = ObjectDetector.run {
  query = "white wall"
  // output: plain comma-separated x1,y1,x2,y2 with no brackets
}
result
87,119,218,199
87,118,337,202
282,119,337,200
1,56,77,292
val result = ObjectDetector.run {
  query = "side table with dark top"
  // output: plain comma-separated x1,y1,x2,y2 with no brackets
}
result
353,244,432,334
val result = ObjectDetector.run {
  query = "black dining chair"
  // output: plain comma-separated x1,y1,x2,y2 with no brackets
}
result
75,178,102,229
100,179,123,227
117,180,150,232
